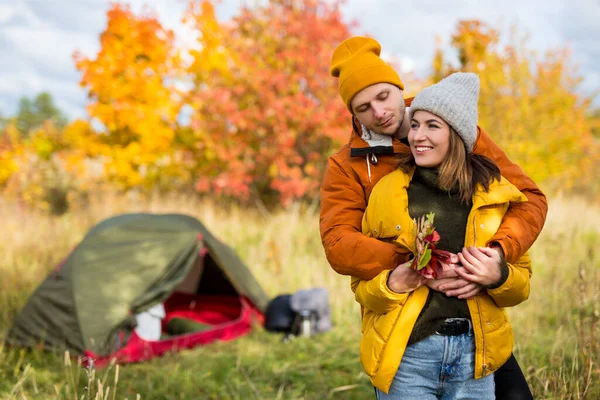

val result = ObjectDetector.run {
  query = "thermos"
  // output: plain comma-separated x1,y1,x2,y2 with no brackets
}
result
298,310,312,337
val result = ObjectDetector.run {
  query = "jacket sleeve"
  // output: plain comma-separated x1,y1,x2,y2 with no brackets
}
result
320,156,410,280
486,252,532,308
472,128,548,264
350,273,409,314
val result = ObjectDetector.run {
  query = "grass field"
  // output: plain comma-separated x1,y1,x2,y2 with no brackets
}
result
0,194,598,399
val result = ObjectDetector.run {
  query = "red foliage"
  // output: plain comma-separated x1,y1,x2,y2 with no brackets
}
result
188,0,354,206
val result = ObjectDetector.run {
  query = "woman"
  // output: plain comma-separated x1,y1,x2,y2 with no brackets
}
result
354,72,532,399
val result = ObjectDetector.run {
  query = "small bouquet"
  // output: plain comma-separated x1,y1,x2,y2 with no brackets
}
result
409,212,452,279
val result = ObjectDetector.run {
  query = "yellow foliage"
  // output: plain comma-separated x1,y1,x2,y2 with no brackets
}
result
27,122,65,161
0,123,23,186
434,20,600,194
73,3,183,189
0,153,18,186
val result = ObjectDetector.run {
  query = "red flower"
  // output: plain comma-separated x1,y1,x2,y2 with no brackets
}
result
408,213,453,279
424,230,440,244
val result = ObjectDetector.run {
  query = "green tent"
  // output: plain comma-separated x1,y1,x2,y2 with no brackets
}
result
7,213,269,361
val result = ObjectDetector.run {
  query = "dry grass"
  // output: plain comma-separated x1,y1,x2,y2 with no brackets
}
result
0,193,598,399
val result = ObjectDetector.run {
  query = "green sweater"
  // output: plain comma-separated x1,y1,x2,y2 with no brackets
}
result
406,167,472,345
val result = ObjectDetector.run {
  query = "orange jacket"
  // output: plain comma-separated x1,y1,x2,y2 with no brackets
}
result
319,99,548,280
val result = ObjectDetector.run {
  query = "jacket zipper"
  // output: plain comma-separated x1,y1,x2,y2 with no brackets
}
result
472,212,487,376
473,213,478,245
475,296,487,376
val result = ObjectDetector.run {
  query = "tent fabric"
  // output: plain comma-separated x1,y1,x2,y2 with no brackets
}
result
7,213,270,359
85,214,270,313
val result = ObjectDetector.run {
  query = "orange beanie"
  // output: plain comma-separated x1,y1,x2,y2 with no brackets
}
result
330,36,404,112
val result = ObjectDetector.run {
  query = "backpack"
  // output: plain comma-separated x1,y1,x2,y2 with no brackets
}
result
264,288,332,337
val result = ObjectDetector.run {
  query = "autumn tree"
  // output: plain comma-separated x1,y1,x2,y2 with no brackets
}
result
433,20,600,193
74,3,182,189
0,123,21,187
185,0,353,206
0,118,89,214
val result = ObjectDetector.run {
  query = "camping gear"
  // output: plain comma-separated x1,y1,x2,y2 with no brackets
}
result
290,288,332,335
265,288,332,338
164,317,212,336
135,303,166,341
7,213,269,366
264,294,296,333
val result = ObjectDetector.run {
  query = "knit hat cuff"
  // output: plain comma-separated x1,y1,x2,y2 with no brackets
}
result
340,64,404,112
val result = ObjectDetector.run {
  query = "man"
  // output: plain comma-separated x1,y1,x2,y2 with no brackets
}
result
320,36,547,399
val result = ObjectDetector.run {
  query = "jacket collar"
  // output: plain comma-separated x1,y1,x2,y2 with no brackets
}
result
349,116,407,157
472,178,528,209
395,168,526,209
348,96,415,158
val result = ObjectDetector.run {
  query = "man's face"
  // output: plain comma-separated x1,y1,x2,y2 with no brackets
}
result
350,83,405,136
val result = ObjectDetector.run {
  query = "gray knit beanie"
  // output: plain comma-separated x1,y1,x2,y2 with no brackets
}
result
409,72,480,153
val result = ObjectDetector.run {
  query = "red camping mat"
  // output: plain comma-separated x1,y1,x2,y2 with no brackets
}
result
84,293,264,367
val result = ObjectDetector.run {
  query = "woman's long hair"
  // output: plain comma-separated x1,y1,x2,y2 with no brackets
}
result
397,127,501,203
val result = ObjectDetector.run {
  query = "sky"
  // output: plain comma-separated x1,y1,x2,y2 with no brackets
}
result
1,0,599,120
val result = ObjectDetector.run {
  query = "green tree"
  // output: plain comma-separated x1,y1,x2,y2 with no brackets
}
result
15,92,67,136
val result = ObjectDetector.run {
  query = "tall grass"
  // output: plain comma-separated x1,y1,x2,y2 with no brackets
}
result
508,196,600,398
0,194,598,399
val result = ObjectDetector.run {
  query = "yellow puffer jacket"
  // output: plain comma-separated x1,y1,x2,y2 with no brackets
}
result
353,169,532,393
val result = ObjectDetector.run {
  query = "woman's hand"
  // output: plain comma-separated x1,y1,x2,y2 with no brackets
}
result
455,246,503,287
437,253,461,278
387,260,427,293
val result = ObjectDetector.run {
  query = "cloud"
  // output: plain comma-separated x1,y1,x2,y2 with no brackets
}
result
0,1,102,117
0,0,598,119
0,0,189,118
341,0,597,103
553,0,600,101
4,25,97,77
343,0,568,72
27,0,107,32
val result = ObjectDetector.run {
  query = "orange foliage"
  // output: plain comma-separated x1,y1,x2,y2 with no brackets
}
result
185,0,353,206
74,3,182,189
7,6,600,212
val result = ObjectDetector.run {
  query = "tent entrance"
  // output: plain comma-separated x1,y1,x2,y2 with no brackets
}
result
186,251,239,298
84,251,264,367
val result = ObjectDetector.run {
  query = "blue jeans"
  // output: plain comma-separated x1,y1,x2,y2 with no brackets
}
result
375,328,495,399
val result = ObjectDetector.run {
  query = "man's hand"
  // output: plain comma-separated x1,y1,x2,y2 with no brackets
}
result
387,260,426,293
455,246,503,287
436,277,483,299
427,255,484,299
